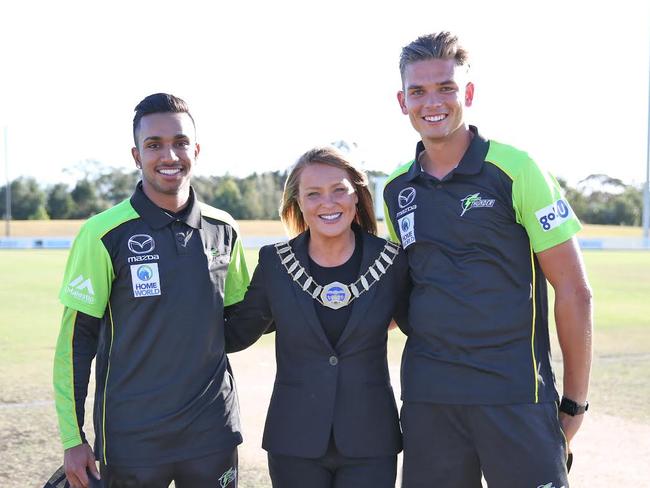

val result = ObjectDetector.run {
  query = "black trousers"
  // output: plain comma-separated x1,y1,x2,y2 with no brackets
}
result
267,436,397,488
401,402,569,488
100,447,238,488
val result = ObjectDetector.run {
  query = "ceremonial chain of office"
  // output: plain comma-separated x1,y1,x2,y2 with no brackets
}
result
274,240,401,310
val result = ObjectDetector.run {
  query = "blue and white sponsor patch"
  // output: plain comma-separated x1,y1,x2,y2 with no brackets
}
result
398,212,416,248
130,263,161,297
535,199,573,232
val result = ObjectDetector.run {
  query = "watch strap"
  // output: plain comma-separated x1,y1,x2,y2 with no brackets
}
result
559,396,589,416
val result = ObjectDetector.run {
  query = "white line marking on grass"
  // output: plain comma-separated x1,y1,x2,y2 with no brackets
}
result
0,400,54,409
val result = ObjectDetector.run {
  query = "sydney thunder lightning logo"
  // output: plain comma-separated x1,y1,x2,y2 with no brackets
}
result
460,192,495,216
219,467,237,487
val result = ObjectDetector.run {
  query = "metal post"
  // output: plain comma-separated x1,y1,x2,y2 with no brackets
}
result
644,31,650,241
644,69,650,239
643,125,650,239
4,126,10,237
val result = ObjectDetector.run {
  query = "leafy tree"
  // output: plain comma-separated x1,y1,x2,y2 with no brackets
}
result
70,179,108,218
576,174,627,196
616,187,643,225
30,205,50,220
3,165,644,227
191,175,219,205
94,168,139,205
63,159,108,182
213,178,245,218
238,172,284,219
566,175,642,226
0,177,49,219
238,177,264,219
47,183,75,219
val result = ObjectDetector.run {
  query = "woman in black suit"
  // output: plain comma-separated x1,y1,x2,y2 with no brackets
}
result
225,147,410,488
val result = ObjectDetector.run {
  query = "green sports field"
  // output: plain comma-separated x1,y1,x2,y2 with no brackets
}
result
1,248,649,487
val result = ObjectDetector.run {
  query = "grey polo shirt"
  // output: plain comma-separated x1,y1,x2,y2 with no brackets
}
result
383,126,581,405
54,184,250,465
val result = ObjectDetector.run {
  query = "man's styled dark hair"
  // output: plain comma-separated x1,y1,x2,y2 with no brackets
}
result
132,93,195,146
399,32,469,83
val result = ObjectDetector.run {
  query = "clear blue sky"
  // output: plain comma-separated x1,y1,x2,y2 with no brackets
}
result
1,0,649,187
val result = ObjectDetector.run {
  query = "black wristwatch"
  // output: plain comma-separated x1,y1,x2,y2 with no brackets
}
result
559,396,589,416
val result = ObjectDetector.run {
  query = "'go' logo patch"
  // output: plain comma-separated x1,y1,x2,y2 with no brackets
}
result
535,199,573,232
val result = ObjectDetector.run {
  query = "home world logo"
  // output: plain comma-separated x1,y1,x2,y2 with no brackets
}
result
130,263,161,297
66,275,95,304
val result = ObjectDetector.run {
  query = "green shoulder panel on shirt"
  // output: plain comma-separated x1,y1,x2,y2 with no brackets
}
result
59,199,139,318
199,202,251,306
199,202,241,234
486,140,582,253
382,160,415,243
225,238,250,306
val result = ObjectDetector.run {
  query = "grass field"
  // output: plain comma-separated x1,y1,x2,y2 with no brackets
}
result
1,235,649,487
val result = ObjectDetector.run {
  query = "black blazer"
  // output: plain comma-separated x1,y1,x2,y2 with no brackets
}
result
225,230,410,458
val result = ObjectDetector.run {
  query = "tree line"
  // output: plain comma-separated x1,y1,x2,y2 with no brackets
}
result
0,168,645,226
559,174,643,226
0,168,287,221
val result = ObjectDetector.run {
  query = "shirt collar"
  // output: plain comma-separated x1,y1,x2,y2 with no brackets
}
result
406,125,489,181
130,182,203,230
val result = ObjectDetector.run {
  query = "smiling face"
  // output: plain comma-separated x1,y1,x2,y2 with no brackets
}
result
297,163,358,241
397,57,474,144
131,112,199,209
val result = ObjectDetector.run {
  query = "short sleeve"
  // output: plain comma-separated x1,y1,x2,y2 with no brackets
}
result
512,158,582,253
224,236,250,306
382,201,400,244
59,224,114,318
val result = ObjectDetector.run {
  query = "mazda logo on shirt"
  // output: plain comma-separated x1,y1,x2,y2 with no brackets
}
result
398,187,416,208
128,234,155,254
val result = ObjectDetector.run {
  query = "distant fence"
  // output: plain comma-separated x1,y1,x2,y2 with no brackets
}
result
0,237,74,249
579,238,650,250
2,236,650,250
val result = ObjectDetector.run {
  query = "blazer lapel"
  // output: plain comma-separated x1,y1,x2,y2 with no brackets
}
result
287,232,336,352
334,232,382,350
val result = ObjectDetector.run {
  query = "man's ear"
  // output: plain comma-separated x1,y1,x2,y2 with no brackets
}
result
397,91,408,115
131,147,141,169
194,142,201,159
464,82,475,107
